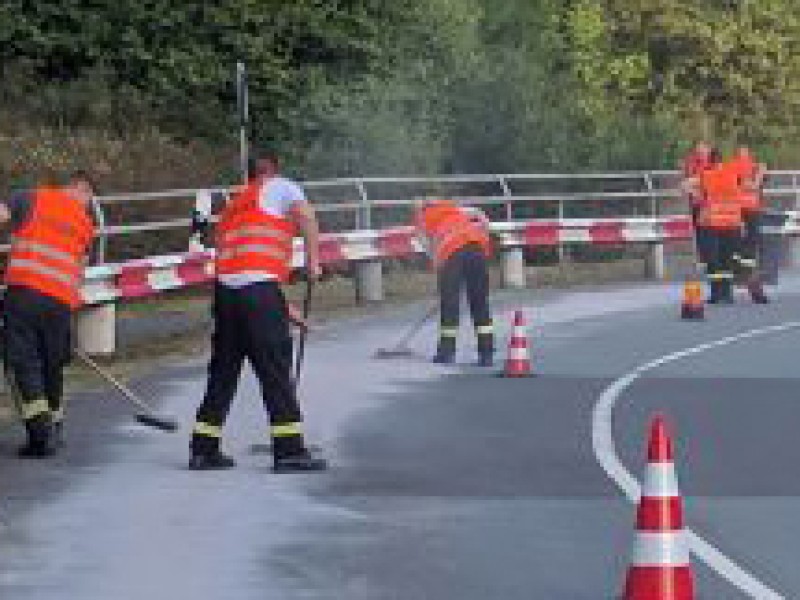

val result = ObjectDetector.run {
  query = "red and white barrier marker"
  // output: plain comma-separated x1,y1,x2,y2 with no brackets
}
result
623,415,694,599
499,310,533,378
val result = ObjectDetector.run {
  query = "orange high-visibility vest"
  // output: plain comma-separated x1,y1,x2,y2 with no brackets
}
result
416,200,492,268
5,186,95,308
730,155,762,213
698,165,744,230
215,179,297,283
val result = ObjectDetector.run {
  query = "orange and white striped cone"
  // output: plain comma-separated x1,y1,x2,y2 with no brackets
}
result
623,415,694,599
680,279,705,320
499,310,533,378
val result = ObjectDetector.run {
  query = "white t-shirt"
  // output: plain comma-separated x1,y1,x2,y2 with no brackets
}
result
219,176,307,288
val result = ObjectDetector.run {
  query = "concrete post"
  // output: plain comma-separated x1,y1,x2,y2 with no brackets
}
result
76,303,117,355
645,242,667,280
501,247,526,289
355,260,384,303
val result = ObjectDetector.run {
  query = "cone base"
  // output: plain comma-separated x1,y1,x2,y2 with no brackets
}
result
496,370,535,379
623,565,694,600
680,305,705,320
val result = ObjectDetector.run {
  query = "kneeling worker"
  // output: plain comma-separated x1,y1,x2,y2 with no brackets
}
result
190,152,327,472
0,172,96,457
682,150,744,304
414,199,494,366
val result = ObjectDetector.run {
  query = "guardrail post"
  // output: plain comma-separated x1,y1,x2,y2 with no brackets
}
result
501,247,526,288
355,260,384,303
77,304,117,355
644,242,666,280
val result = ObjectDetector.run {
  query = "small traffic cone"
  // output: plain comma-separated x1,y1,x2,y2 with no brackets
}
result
680,279,705,320
499,310,533,378
623,415,694,600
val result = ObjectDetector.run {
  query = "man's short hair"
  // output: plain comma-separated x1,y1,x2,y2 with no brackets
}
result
69,170,96,191
708,148,723,164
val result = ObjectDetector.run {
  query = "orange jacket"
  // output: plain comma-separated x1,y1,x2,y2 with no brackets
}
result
415,200,491,268
215,179,297,283
729,155,762,213
697,165,743,230
5,186,95,308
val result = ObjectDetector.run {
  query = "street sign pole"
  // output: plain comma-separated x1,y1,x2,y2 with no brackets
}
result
236,61,249,183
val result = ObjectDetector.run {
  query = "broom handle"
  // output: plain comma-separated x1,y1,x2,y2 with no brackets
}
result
395,305,438,348
294,278,312,383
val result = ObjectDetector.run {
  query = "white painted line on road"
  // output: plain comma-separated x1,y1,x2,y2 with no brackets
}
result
593,321,800,599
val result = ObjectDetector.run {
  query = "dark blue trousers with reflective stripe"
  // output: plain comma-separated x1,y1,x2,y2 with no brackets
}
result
437,246,493,357
193,282,305,458
2,285,71,434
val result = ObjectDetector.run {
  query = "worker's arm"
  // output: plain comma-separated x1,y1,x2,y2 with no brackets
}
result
0,203,10,225
754,162,767,189
680,176,700,197
292,201,322,281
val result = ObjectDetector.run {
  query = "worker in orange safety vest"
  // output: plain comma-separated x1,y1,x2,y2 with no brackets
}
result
0,172,96,457
189,151,327,472
414,199,495,366
682,150,745,304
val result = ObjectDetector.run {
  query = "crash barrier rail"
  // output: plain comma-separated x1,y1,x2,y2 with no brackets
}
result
25,170,800,354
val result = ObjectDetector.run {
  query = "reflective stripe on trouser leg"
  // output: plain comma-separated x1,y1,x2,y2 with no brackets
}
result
270,422,306,458
20,397,50,421
707,272,733,281
193,422,222,438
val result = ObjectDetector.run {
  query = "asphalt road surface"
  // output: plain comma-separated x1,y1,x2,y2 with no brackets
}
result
2,278,800,599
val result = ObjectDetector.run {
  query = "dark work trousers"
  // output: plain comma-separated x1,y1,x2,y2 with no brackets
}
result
436,245,494,358
739,211,762,276
2,285,72,438
705,228,741,302
192,281,306,459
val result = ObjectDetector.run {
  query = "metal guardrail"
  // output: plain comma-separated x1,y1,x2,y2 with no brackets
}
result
13,170,800,265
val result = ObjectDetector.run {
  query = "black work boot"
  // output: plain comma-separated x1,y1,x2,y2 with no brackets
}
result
272,434,328,473
18,416,56,459
274,451,328,473
707,281,722,305
189,451,236,470
432,337,456,364
721,280,735,305
476,332,494,367
189,435,235,470
748,279,769,304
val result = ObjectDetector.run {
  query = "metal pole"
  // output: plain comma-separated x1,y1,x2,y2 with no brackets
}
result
498,176,513,221
236,61,249,184
355,180,370,229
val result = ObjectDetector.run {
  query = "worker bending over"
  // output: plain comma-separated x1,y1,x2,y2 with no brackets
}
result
414,199,494,366
0,172,96,457
190,152,327,472
682,150,744,304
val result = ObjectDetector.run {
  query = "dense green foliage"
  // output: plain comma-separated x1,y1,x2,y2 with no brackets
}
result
0,0,797,185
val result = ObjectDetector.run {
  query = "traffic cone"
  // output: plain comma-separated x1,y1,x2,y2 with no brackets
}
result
623,415,694,600
499,310,533,378
680,279,705,320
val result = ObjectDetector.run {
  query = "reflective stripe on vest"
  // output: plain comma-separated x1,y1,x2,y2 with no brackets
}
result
215,180,297,282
